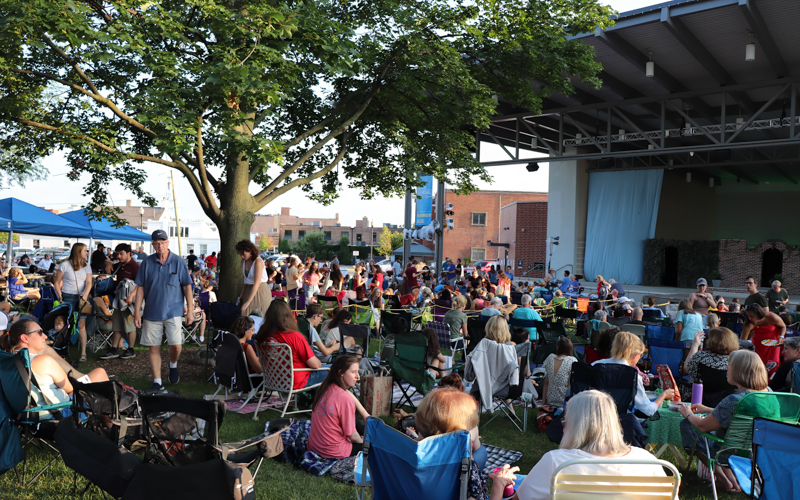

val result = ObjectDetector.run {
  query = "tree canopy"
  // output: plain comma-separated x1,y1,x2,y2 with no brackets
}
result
0,0,614,299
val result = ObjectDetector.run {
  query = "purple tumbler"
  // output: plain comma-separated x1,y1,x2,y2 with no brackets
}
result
691,383,703,406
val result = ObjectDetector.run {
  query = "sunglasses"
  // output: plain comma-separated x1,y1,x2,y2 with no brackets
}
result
25,329,45,337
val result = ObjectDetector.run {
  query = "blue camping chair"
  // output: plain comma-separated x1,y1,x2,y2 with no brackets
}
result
0,348,73,484
646,325,676,343
730,418,800,499
32,284,57,322
356,417,471,500
648,339,684,376
540,291,553,304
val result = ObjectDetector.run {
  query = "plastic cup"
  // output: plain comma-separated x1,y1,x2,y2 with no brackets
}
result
493,467,515,498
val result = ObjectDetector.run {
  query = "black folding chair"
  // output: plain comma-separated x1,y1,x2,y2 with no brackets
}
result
138,394,288,480
534,319,567,345
569,362,637,414
465,317,487,355
339,322,371,358
206,301,241,376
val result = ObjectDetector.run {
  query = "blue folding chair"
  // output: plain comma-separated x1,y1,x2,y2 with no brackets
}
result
540,291,553,304
356,417,471,500
730,418,800,499
646,325,676,343
648,338,684,376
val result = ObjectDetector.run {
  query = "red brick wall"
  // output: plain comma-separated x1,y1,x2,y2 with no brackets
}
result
718,239,800,290
512,202,549,281
440,190,547,263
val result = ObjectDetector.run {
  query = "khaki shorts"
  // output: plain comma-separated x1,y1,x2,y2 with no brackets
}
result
112,308,136,334
140,318,182,346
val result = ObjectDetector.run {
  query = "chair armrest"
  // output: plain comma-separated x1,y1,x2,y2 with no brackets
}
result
294,367,331,372
698,431,725,443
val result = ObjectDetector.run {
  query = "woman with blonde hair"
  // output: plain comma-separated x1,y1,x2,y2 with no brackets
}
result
53,242,93,362
7,267,40,300
678,350,772,493
513,390,667,500
484,315,511,344
595,275,610,302
416,388,518,500
594,331,674,416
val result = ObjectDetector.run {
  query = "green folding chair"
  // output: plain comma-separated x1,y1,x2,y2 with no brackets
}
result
387,333,436,410
688,391,800,500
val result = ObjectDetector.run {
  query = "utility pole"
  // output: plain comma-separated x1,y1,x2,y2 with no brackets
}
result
170,171,183,257
403,188,412,266
434,180,445,275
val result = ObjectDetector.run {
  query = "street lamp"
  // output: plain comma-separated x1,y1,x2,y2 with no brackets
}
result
139,207,144,230
369,219,374,261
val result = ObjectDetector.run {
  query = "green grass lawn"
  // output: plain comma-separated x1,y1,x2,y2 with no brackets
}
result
1,342,737,499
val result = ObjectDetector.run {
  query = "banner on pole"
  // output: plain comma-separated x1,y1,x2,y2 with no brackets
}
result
415,175,433,227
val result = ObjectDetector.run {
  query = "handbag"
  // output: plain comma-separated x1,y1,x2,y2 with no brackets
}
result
94,263,122,297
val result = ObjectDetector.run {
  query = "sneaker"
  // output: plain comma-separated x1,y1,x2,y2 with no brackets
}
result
120,348,136,359
169,366,180,384
146,382,166,394
99,348,119,360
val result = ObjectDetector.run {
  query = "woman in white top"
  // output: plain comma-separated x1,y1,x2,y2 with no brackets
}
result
236,239,272,316
53,243,93,361
513,390,668,500
0,319,109,417
592,331,675,417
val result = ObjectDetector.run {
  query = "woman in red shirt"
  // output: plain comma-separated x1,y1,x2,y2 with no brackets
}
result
369,264,384,292
308,354,369,459
255,301,325,389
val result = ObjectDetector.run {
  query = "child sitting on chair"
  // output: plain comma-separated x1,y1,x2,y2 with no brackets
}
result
307,303,340,362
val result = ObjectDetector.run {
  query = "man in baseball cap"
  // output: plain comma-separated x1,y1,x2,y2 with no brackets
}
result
133,229,193,393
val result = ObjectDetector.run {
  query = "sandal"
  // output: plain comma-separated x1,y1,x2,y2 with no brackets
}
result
79,355,87,362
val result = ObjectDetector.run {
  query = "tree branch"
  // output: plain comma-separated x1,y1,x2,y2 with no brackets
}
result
255,56,397,203
281,90,360,149
41,34,100,95
194,115,220,216
40,35,156,138
257,134,349,209
10,116,213,215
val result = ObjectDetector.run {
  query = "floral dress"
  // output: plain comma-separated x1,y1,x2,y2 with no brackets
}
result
467,460,488,499
543,354,577,406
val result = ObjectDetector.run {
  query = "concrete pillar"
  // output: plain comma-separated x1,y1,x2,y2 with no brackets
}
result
545,148,590,278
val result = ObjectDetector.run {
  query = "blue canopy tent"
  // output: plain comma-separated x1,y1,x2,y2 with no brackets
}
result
0,198,92,262
59,209,150,242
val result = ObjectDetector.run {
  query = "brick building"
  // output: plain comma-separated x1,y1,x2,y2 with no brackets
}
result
498,201,549,281
434,190,548,264
251,207,401,249
719,239,800,290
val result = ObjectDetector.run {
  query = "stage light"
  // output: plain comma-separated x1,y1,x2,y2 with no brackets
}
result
746,34,755,62
646,52,654,77
526,162,540,172
709,177,715,188
686,171,692,183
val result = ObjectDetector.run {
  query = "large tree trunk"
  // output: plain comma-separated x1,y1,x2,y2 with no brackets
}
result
215,155,256,304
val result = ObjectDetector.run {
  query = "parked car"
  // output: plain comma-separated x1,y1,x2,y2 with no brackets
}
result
464,260,498,275
375,259,393,274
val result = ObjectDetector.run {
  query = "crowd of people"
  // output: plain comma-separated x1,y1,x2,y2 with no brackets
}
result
5,234,800,498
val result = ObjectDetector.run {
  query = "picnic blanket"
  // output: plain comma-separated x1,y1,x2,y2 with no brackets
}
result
225,395,284,414
482,444,524,478
265,419,357,483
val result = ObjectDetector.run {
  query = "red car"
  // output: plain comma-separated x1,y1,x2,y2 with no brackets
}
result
464,260,498,275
